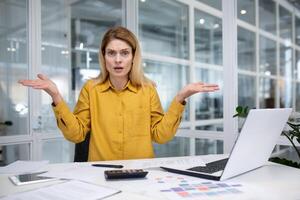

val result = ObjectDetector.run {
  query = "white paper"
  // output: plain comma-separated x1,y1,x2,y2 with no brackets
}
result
115,170,202,199
117,170,277,200
156,180,279,200
0,160,49,174
40,164,107,183
1,180,121,200
125,156,206,169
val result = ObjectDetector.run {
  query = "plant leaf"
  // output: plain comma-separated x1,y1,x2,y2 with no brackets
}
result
236,106,243,113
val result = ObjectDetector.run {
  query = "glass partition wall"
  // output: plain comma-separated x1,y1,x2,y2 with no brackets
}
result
0,0,124,164
0,0,30,165
237,0,300,161
139,0,224,156
0,0,299,164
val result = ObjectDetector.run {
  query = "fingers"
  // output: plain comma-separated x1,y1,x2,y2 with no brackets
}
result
37,73,48,80
201,87,219,92
194,82,218,88
18,74,48,86
190,82,219,93
18,80,25,84
32,84,47,89
18,78,46,89
18,79,37,86
177,82,220,101
202,84,219,91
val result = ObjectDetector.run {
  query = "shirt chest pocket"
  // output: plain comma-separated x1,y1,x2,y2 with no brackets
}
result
126,107,150,137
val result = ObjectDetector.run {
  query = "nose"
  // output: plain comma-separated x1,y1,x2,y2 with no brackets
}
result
115,53,122,62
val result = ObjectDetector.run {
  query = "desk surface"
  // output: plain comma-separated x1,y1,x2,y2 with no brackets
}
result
0,155,300,200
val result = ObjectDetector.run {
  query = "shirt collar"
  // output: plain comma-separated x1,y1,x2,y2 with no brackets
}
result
126,81,138,93
98,79,138,93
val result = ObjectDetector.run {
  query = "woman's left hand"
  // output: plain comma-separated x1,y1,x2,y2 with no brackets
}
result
176,82,219,104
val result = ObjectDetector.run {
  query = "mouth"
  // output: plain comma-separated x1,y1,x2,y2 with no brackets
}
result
113,67,124,72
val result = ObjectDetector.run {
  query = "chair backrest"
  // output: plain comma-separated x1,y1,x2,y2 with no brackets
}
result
74,132,90,162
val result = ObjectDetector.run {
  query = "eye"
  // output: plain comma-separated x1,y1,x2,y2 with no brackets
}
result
106,50,116,57
120,50,130,57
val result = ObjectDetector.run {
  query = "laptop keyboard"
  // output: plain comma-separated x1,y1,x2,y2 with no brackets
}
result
187,158,229,174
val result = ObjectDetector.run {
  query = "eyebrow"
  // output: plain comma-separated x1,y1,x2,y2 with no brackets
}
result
106,48,131,51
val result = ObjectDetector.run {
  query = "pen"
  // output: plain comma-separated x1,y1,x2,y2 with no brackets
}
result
92,164,124,168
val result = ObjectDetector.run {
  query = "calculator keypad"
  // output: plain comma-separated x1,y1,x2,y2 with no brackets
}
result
104,169,148,179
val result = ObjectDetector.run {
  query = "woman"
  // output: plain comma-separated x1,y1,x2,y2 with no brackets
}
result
19,26,219,161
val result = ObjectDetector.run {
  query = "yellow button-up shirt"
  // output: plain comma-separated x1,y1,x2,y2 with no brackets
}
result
53,79,185,161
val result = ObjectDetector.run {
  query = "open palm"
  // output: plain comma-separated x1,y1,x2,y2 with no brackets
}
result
176,82,219,103
19,74,62,104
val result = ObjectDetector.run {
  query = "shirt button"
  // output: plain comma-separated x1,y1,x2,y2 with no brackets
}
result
119,130,122,133
119,113,122,116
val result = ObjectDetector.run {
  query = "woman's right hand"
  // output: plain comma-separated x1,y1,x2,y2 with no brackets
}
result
18,74,62,105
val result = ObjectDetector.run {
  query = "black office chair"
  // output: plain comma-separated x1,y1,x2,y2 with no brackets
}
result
74,132,90,162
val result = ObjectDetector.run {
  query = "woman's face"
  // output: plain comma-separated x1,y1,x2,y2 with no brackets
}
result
104,39,133,81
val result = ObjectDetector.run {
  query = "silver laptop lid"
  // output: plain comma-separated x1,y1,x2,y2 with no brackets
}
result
220,108,292,181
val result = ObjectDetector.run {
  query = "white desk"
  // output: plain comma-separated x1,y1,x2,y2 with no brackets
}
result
0,155,300,200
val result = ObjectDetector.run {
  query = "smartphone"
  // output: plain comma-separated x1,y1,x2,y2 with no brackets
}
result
9,171,57,186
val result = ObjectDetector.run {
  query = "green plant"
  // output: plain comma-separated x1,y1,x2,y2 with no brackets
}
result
233,106,300,168
282,121,300,160
233,106,249,118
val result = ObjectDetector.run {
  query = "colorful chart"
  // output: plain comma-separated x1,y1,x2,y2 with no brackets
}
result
154,175,244,199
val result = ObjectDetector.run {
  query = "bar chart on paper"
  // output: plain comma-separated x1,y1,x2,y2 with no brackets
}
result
159,180,243,199
152,175,256,200
111,170,277,200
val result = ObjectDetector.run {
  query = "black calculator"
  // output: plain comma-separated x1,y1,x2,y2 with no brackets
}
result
104,169,148,180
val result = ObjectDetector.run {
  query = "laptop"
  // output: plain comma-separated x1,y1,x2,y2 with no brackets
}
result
161,108,292,181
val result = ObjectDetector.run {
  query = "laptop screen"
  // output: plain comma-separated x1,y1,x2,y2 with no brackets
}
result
220,108,292,180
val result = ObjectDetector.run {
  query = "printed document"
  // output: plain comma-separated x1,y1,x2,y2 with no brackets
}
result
126,156,206,169
1,180,121,200
0,160,49,174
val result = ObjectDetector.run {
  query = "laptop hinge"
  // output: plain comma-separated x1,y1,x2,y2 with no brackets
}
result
160,167,221,181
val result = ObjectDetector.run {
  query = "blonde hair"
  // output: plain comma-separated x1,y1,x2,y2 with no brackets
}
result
94,26,154,87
